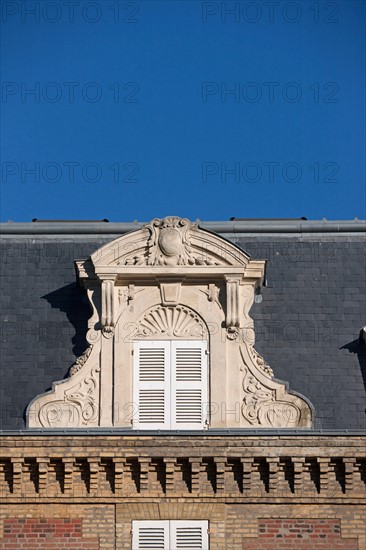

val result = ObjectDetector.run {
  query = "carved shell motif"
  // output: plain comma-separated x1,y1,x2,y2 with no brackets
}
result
136,305,206,338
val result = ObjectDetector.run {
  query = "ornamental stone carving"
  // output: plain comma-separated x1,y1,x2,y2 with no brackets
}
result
27,216,313,429
240,345,309,427
28,345,101,428
69,345,93,376
136,305,206,339
126,217,223,266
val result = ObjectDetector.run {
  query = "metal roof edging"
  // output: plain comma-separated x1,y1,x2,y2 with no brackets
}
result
0,220,365,235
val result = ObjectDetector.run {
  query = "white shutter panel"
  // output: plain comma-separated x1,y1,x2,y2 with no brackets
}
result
132,520,169,549
171,341,208,429
170,521,209,550
133,341,170,429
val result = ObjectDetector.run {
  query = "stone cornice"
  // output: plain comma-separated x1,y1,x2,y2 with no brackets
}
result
0,435,365,503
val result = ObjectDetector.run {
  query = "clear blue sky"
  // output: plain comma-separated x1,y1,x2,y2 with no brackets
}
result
1,0,365,222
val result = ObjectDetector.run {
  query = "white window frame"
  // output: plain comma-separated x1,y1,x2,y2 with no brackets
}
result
133,340,209,430
132,520,209,549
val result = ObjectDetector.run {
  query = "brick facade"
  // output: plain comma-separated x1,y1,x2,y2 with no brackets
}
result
1,505,364,549
241,518,358,549
0,434,365,548
0,505,114,550
0,518,99,550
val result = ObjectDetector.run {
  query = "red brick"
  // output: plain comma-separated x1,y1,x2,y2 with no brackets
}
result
0,519,98,550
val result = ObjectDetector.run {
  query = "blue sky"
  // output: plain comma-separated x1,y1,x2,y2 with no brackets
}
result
1,0,365,222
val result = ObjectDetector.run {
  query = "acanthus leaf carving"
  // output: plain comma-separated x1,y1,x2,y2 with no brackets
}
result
38,364,101,428
249,346,274,378
241,362,302,428
28,337,101,428
240,344,311,428
69,345,93,376
64,365,101,424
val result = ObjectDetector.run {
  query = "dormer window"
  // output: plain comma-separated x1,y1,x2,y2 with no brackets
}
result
27,216,313,429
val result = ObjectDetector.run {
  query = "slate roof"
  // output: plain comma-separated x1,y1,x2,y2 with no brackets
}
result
1,220,365,430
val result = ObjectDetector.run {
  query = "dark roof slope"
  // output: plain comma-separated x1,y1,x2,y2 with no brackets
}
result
1,220,365,430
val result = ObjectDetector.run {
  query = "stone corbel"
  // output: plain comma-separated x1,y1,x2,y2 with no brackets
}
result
243,259,266,284
75,259,102,343
101,277,116,337
85,284,100,343
225,276,241,339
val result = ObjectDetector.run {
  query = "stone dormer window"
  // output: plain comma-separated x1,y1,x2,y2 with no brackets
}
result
27,217,313,429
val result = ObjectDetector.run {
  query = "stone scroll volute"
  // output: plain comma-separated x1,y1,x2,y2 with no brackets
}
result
27,216,313,429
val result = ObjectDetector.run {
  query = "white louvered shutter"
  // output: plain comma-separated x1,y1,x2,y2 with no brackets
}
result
171,341,208,429
132,521,209,550
132,520,169,549
170,521,209,550
133,341,170,429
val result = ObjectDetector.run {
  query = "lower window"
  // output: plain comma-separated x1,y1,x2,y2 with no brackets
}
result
132,520,209,549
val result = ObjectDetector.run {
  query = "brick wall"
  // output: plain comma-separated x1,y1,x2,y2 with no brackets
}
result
0,505,114,550
0,435,365,549
242,519,358,549
227,504,365,550
0,518,99,550
0,504,365,549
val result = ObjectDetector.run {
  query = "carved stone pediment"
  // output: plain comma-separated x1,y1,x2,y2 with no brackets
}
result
27,216,313,429
89,216,250,269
